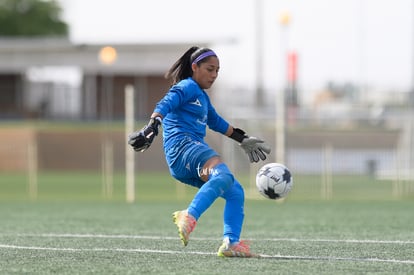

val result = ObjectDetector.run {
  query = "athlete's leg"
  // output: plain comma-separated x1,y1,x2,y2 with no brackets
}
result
196,156,245,242
199,159,247,247
220,179,245,244
187,158,234,220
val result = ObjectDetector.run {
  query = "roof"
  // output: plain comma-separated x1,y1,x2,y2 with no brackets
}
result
0,37,209,74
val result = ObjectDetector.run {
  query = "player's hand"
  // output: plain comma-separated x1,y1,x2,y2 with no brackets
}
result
128,117,162,152
229,127,271,163
240,136,271,163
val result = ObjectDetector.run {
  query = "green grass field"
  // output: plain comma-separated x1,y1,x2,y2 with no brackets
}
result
0,172,413,274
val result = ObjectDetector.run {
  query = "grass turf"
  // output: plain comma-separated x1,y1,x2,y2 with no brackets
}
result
0,200,413,274
0,172,413,274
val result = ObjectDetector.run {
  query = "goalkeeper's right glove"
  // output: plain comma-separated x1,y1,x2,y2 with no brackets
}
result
128,116,162,152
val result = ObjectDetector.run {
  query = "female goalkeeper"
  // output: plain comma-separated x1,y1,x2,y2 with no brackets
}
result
128,46,270,258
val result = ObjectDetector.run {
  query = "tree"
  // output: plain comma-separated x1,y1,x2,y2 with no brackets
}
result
0,0,68,36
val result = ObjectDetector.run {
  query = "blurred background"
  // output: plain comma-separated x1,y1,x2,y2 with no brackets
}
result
0,0,413,201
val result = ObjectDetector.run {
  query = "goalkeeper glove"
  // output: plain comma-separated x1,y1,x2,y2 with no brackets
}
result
128,116,162,152
230,128,271,163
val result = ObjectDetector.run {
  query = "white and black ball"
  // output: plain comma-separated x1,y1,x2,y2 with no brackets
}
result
256,163,293,200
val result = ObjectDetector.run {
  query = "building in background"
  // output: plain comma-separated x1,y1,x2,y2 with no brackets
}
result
0,37,209,120
0,37,413,179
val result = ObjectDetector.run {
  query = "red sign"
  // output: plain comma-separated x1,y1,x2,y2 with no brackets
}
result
287,51,297,83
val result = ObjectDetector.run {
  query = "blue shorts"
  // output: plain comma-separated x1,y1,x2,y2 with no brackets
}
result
164,135,219,188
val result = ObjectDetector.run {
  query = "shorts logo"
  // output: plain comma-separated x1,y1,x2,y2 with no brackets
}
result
196,162,219,178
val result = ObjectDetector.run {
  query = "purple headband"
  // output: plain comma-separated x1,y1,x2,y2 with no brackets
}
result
192,50,217,65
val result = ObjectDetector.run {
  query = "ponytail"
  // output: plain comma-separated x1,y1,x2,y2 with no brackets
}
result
165,46,216,84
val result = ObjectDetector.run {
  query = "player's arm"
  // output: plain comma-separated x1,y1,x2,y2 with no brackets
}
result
206,101,271,163
128,85,185,153
227,125,271,163
128,113,163,152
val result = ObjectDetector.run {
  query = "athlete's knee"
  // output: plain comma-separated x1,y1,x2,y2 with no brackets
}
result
209,163,234,192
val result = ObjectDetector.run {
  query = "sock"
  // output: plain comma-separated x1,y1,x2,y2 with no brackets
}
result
222,180,245,243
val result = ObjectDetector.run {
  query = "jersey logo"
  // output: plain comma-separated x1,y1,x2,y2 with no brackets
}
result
189,98,202,107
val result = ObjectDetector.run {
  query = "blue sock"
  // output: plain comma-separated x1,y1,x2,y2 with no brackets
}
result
188,163,233,220
222,180,245,243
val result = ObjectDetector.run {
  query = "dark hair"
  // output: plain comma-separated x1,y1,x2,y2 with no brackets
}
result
165,46,215,84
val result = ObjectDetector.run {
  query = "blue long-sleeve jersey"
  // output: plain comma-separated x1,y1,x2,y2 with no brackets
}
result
153,77,229,146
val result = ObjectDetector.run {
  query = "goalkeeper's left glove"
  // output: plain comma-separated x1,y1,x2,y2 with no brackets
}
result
229,128,271,163
128,116,162,152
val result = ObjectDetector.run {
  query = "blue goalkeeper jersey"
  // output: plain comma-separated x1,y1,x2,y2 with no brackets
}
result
153,77,229,147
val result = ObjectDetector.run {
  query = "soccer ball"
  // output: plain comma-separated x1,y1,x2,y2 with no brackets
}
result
256,163,293,200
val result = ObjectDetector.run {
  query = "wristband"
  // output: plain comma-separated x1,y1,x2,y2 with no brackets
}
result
229,128,247,143
149,116,162,128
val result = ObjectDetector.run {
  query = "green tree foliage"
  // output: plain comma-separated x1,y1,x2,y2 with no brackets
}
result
0,0,68,36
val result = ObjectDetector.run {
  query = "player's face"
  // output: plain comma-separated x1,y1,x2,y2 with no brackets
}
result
192,57,220,89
